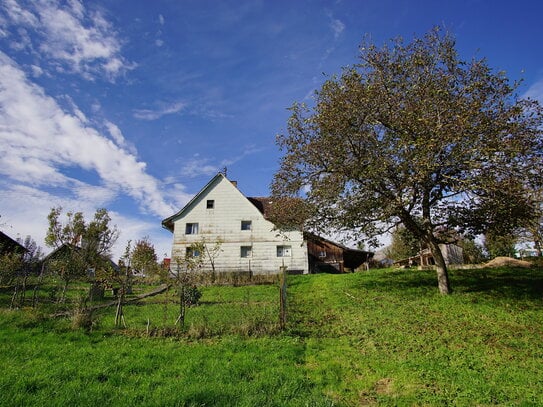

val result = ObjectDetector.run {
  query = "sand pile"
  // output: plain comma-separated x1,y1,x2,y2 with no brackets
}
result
484,256,532,268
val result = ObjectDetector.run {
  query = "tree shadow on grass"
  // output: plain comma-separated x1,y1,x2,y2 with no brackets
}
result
363,267,543,302
451,267,543,301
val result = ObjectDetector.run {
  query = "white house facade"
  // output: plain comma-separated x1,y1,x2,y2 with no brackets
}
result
162,173,309,275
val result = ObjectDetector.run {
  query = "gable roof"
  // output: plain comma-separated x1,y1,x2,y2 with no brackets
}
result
42,243,119,271
162,173,223,232
247,197,274,219
0,231,27,255
162,173,262,232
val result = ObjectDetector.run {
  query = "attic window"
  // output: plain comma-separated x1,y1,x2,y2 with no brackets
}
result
241,220,252,231
185,223,199,235
206,200,214,209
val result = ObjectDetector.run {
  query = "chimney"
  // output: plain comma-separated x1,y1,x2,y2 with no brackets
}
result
231,180,238,188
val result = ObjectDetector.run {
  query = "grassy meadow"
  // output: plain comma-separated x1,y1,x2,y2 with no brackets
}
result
1,266,542,406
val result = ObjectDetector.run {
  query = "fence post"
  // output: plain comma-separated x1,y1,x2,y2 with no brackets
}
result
279,265,287,330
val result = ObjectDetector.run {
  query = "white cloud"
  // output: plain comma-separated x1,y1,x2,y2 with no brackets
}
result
2,0,39,27
104,120,137,155
523,78,543,103
133,101,186,121
0,51,175,217
30,64,43,77
326,11,345,39
177,146,266,179
179,155,221,178
1,0,135,80
158,14,165,25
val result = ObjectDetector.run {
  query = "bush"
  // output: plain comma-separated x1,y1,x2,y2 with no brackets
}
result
184,285,202,306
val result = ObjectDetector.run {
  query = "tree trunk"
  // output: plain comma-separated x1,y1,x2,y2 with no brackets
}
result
535,239,542,257
175,284,186,328
114,288,126,328
426,239,452,294
59,280,68,303
32,264,46,307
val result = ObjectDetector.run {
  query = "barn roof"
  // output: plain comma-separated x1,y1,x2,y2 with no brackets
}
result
0,231,27,255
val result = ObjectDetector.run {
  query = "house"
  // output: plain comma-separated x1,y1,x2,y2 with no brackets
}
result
162,173,376,275
162,173,308,275
0,231,26,256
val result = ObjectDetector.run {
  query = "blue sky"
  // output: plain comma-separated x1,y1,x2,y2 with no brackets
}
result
1,0,542,260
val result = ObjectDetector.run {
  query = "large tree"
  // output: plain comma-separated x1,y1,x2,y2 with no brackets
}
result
271,28,543,294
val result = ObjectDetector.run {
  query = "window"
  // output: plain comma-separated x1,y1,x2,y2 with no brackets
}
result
185,223,198,234
276,245,291,257
206,200,214,209
241,220,252,231
318,251,327,258
186,247,200,257
240,246,252,258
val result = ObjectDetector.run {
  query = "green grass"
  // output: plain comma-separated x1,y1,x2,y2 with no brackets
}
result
1,267,542,406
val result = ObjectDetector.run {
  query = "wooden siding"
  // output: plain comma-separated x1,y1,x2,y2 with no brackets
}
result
307,238,345,273
306,233,373,273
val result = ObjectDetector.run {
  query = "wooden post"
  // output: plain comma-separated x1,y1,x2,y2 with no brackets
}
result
279,265,287,330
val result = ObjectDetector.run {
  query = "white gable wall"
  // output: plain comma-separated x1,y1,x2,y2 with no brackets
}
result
169,176,308,274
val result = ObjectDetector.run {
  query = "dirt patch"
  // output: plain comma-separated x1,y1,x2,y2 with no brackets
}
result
484,256,532,268
374,377,394,395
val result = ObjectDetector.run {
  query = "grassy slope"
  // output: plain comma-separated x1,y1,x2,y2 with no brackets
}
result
1,267,542,406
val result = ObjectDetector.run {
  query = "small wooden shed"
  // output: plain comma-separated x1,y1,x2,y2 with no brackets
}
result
305,233,374,273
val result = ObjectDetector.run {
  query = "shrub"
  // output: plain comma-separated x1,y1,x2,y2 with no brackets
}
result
184,285,202,306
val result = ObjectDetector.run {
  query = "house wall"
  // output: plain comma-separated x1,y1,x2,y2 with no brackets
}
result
169,176,308,275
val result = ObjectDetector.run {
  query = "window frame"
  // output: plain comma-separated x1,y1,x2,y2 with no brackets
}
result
240,246,252,258
185,223,199,235
241,220,252,231
186,247,200,258
276,245,292,257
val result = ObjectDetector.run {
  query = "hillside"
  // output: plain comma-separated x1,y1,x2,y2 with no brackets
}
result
1,266,542,406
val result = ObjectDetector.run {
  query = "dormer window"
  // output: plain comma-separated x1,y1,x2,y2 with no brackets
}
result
206,200,214,209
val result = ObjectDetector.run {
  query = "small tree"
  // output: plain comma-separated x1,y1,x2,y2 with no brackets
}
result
458,237,486,264
272,27,543,294
107,240,133,328
199,237,223,283
17,236,43,307
384,226,421,262
171,245,203,328
484,232,517,259
131,237,159,277
45,207,119,302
